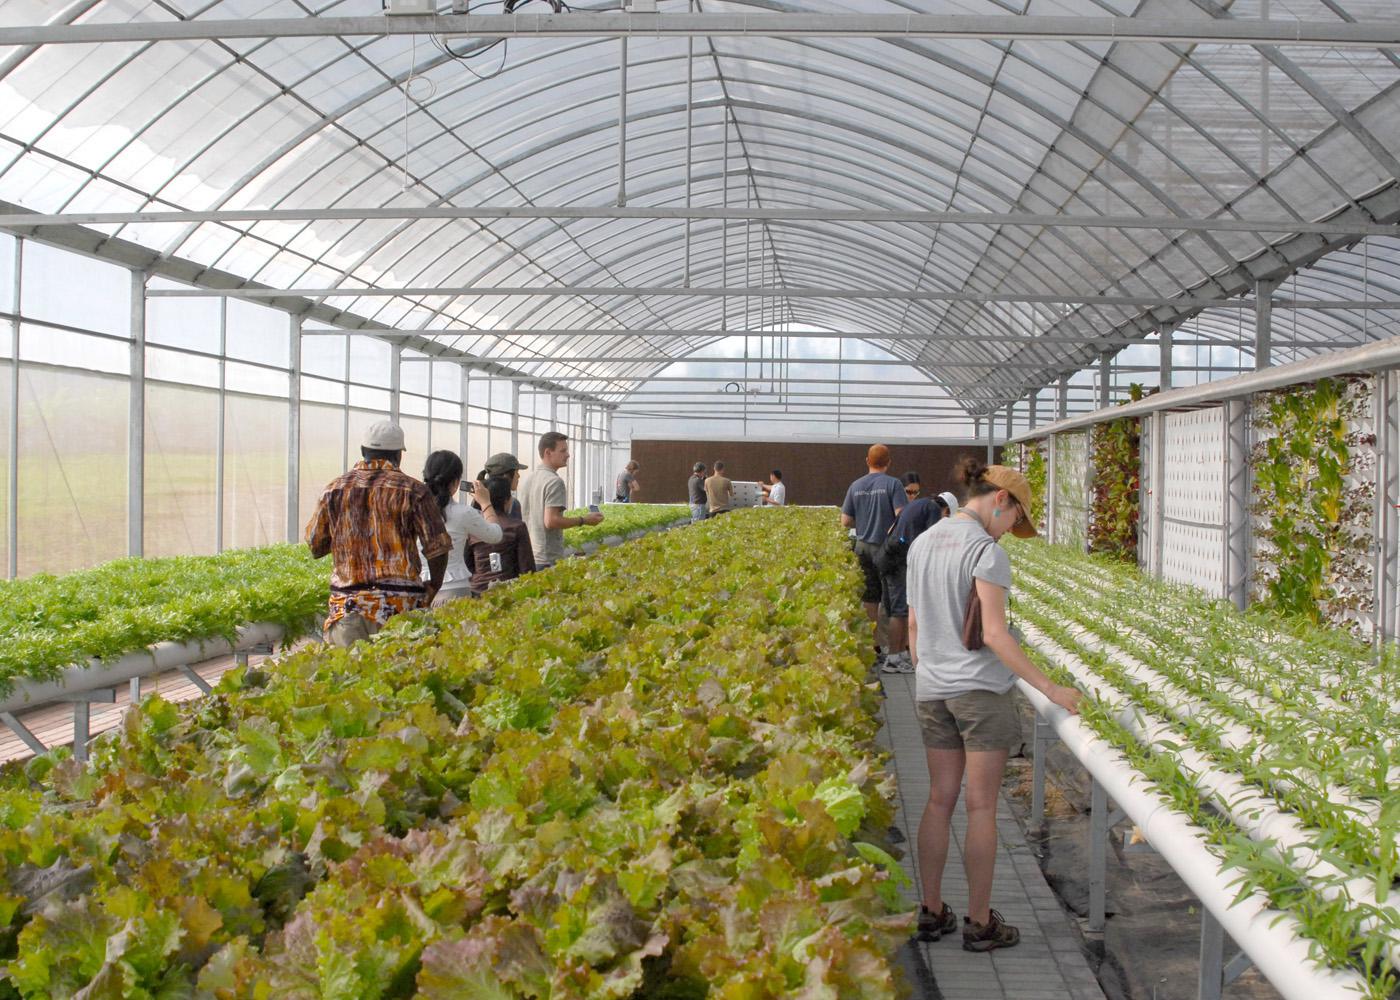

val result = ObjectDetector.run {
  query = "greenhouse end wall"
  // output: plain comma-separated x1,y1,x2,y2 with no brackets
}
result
630,439,1004,505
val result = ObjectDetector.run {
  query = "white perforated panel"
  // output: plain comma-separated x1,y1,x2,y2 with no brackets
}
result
1161,407,1226,596
1054,431,1089,551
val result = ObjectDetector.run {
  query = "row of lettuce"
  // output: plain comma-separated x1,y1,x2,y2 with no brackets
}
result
0,508,912,998
1008,539,1399,999
0,505,690,699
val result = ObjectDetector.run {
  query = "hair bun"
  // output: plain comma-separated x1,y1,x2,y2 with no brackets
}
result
954,455,988,487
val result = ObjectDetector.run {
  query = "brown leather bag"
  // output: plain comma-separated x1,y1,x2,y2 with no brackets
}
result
961,583,984,650
961,539,996,651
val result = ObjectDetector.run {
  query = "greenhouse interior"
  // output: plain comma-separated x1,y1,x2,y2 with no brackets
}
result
0,1,1398,999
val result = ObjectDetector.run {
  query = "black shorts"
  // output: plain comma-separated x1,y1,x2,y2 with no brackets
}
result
854,541,908,618
854,541,883,604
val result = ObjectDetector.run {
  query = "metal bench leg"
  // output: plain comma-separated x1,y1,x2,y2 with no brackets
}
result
63,689,116,762
1089,777,1107,931
1031,715,1054,826
1199,907,1224,1000
0,712,47,757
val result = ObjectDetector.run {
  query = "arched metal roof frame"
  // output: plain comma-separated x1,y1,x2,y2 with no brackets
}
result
4,19,1253,340
0,1,1394,408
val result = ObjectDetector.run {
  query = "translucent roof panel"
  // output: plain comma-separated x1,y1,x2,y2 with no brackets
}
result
1,0,1398,412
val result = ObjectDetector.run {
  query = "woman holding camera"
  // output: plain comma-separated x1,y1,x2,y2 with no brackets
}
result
422,450,504,607
467,475,537,595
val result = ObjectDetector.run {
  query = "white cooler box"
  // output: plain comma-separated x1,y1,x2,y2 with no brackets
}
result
730,481,765,508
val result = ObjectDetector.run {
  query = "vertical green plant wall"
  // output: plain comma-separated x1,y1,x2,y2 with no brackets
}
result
1250,376,1375,633
1023,439,1047,536
1088,386,1144,563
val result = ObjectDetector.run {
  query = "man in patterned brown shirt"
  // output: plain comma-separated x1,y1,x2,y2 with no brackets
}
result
305,421,451,647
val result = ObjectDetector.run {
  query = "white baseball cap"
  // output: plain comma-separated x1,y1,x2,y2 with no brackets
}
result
361,420,406,451
937,491,959,515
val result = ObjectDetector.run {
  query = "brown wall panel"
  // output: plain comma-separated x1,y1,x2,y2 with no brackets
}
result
627,439,1001,506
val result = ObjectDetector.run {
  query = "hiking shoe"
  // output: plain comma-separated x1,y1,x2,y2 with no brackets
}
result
881,652,915,674
962,909,1020,952
917,902,958,942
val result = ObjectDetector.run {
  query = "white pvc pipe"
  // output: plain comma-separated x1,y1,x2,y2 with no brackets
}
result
1017,560,1400,731
1019,616,1400,972
0,622,286,715
1025,554,1400,711
1016,681,1374,1000
1015,588,1386,821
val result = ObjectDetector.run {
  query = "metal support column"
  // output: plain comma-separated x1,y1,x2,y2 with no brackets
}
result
511,380,521,457
1150,412,1167,578
1375,370,1400,641
286,314,302,542
1254,278,1277,370
985,410,995,463
1224,398,1251,610
1088,777,1108,931
616,38,628,207
1028,390,1039,430
549,391,557,429
682,20,693,285
7,240,19,579
1159,319,1175,390
389,345,402,421
1057,376,1069,419
1005,401,1014,440
128,270,147,557
459,367,470,464
1099,353,1112,409
216,299,228,552
1047,434,1059,545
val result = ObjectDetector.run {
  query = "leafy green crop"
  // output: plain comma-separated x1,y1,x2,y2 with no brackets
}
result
1007,538,1400,996
561,503,689,548
0,545,330,698
1087,384,1143,563
0,509,911,998
1250,376,1373,630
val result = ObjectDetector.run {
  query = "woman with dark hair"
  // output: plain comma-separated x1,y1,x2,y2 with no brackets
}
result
467,475,537,594
904,457,1081,951
421,450,503,606
877,476,952,675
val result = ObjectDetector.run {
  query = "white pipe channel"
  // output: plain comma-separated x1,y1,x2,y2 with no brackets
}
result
1017,557,1400,719
0,622,286,716
1014,562,1400,763
1019,616,1400,972
1014,587,1387,821
1016,681,1375,1000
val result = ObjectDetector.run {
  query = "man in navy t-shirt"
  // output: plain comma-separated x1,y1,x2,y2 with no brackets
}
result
841,444,907,667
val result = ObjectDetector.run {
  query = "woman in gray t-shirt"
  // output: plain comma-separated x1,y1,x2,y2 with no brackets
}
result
904,458,1081,953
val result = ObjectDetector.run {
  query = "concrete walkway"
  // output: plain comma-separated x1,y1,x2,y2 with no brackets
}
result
879,670,1106,1000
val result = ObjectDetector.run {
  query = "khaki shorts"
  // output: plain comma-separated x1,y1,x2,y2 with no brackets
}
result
916,690,1021,752
326,612,381,649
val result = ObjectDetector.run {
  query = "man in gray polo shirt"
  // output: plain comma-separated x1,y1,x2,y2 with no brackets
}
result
841,443,906,666
519,430,603,569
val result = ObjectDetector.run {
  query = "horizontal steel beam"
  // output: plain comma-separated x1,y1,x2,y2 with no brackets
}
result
406,354,1097,370
1008,334,1400,440
7,13,1398,47
151,286,1400,310
6,205,1396,237
301,327,1304,350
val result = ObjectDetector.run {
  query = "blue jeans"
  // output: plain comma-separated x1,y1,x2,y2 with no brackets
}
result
690,503,708,523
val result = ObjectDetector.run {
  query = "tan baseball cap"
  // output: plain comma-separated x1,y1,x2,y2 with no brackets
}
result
361,420,406,451
982,465,1038,539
